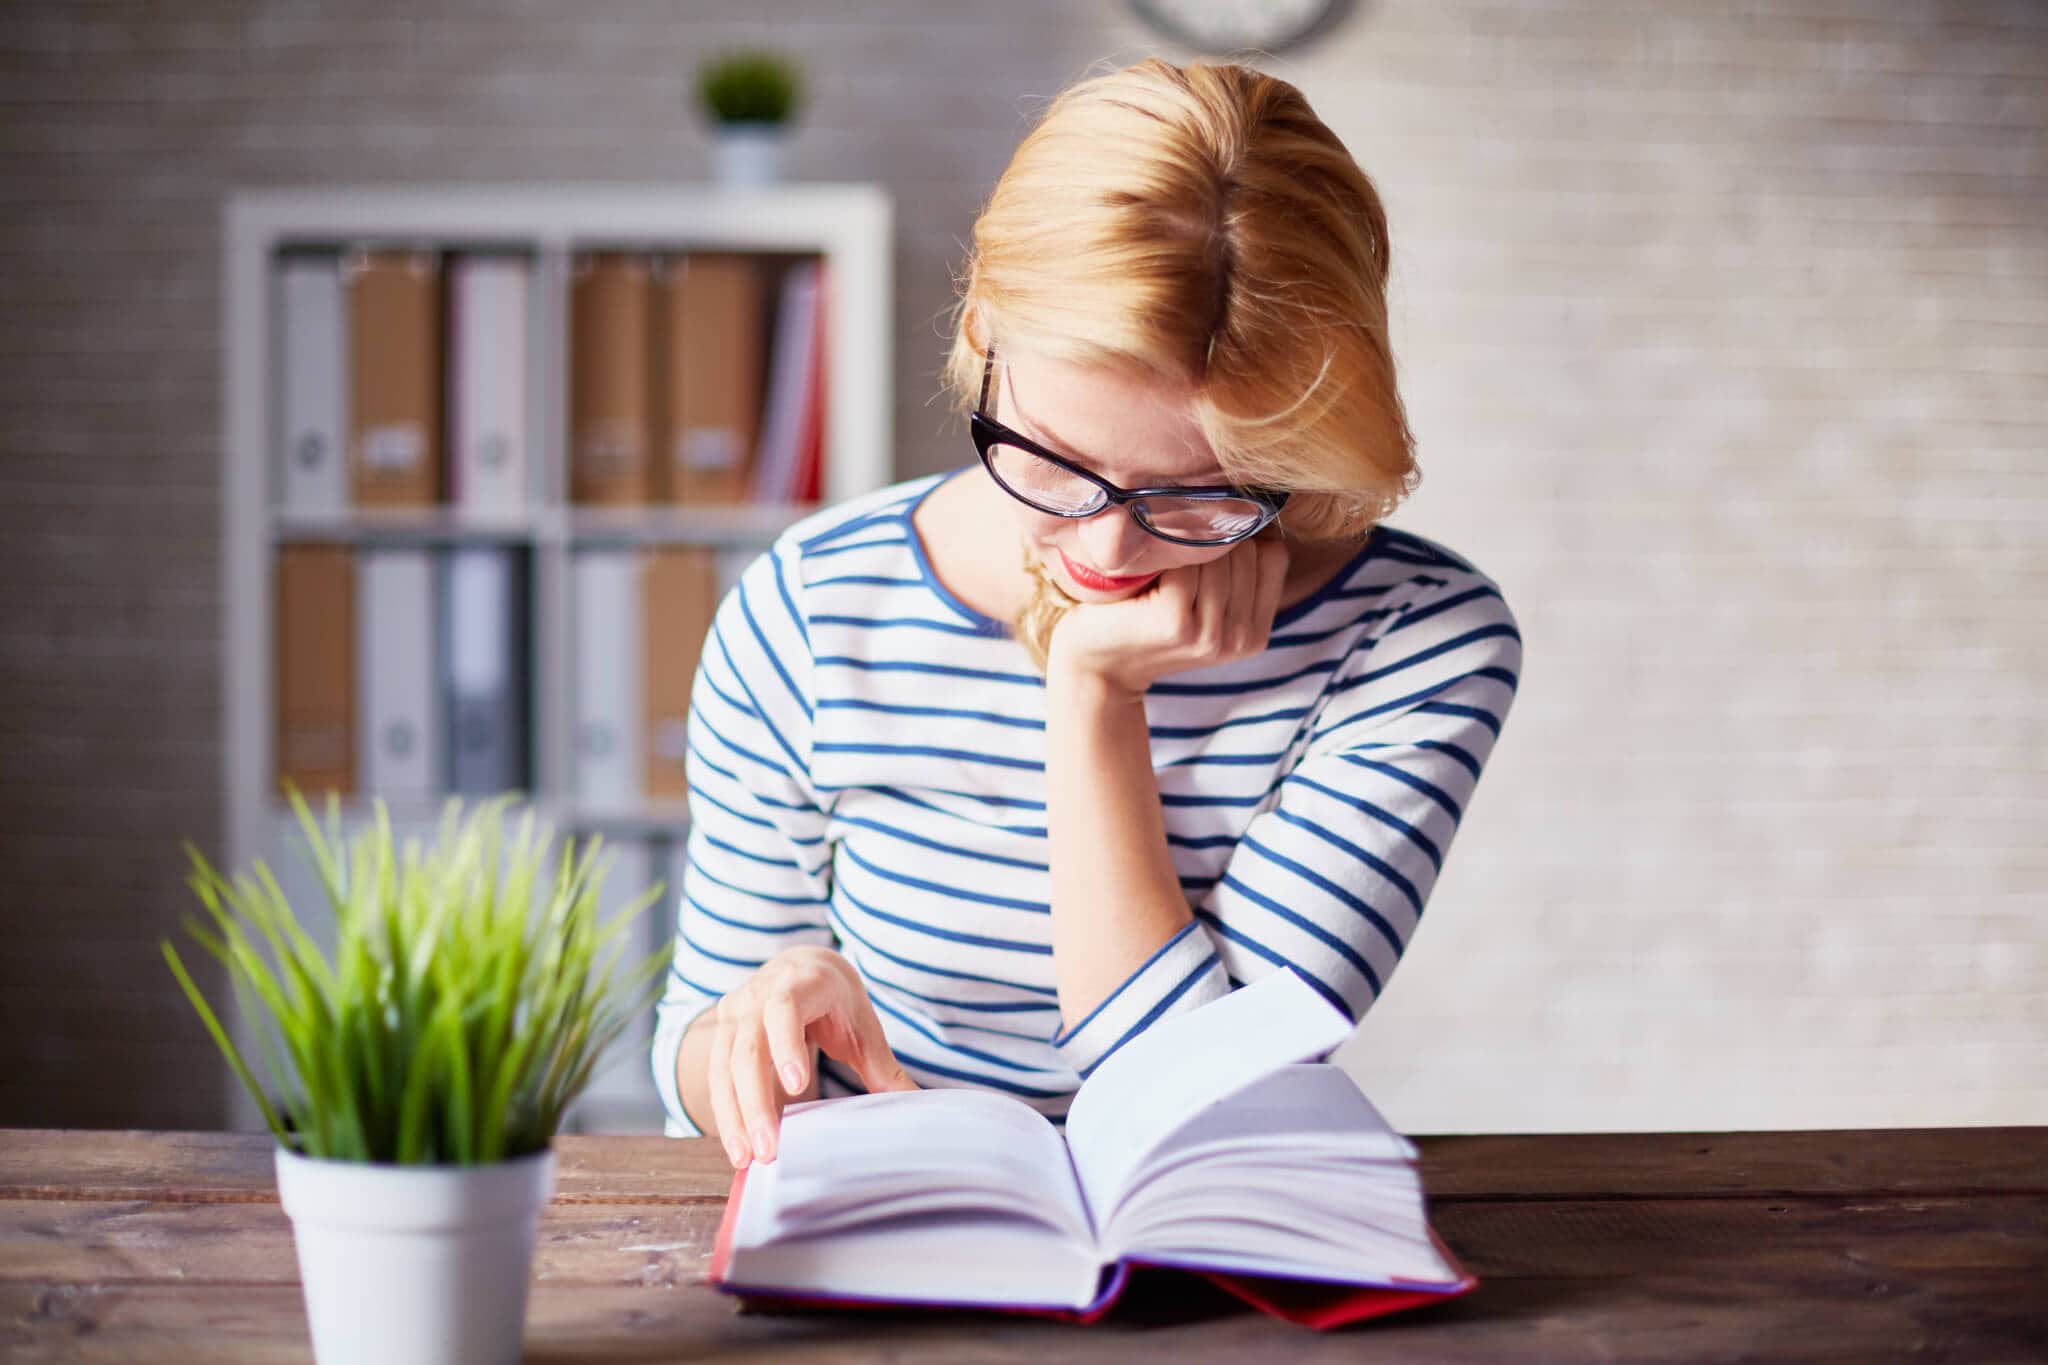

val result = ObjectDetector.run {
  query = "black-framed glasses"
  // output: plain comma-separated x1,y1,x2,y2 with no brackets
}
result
970,346,1289,547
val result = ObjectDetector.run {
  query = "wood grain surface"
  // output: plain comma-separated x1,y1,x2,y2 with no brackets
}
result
2,1127,2042,1361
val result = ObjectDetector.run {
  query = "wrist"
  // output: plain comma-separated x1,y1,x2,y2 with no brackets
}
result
1045,652,1146,712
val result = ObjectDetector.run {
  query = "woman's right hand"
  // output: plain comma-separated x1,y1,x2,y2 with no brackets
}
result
704,943,917,1169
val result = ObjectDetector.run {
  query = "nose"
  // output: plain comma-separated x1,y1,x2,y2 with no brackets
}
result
1074,502,1153,573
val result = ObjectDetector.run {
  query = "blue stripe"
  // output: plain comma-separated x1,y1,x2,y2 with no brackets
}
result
868,992,1065,1074
1149,657,1342,697
1158,751,1281,769
1235,833,1405,963
694,647,760,723
813,613,996,637
1148,702,1309,739
1337,753,1465,823
873,784,1048,815
839,839,1046,914
816,656,1044,687
708,628,803,772
867,785,1048,838
685,768,827,844
814,574,929,589
1077,954,1221,1079
1215,873,1385,1000
1265,615,1379,650
816,741,1043,773
1416,700,1504,738
805,536,909,560
688,861,822,908
1314,670,1509,747
828,904,1060,997
837,879,1052,955
1293,773,1444,871
819,697,1044,732
668,966,726,998
1192,915,1356,1022
681,890,823,938
799,505,916,552
689,699,792,782
821,1049,1071,1101
1384,586,1506,635
738,582,813,728
1331,624,1521,696
888,1045,1072,1098
770,548,810,653
1270,807,1422,916
700,830,831,878
1050,921,1206,1046
833,814,1048,872
676,929,771,971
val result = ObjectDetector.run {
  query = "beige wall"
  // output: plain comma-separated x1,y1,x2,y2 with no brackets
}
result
1,2,2039,1132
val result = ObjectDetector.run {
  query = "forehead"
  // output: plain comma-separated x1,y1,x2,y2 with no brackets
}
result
995,351,1225,483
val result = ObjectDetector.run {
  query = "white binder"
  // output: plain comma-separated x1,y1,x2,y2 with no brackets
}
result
566,836,667,1133
276,255,347,515
448,255,530,513
357,549,441,802
748,259,821,502
572,551,644,812
443,546,528,796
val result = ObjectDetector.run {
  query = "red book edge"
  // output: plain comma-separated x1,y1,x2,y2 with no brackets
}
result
789,259,827,504
709,1163,1476,1330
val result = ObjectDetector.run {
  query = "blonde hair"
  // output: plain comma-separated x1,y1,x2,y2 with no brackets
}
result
941,57,1420,670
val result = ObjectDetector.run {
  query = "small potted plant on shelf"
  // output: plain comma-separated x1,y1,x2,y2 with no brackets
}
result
162,785,671,1365
696,48,804,187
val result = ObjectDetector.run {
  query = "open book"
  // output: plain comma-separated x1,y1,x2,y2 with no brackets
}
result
708,968,1476,1329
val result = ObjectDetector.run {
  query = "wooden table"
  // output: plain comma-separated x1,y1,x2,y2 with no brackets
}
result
2,1126,2042,1361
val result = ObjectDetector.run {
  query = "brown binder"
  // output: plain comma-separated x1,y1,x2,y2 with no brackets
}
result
275,543,356,798
654,253,764,505
569,252,653,505
642,547,723,801
346,249,443,506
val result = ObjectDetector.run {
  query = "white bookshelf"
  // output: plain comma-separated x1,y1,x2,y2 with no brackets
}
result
218,184,894,1137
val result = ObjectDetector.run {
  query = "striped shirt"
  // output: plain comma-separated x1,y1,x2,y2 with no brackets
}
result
650,469,1523,1137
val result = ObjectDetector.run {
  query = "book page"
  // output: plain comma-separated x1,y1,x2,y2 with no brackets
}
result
1062,967,1354,1224
730,1153,1107,1312
1097,1066,1462,1287
765,1085,1092,1243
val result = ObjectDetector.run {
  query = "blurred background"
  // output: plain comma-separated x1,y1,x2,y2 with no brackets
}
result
1,0,2041,1137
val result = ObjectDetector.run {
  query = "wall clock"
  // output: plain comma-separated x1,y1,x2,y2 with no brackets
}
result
1128,0,1345,54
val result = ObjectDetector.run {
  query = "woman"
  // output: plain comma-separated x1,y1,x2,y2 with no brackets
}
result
651,57,1522,1170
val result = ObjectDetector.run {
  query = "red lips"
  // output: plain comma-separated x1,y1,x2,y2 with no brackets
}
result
1059,549,1159,592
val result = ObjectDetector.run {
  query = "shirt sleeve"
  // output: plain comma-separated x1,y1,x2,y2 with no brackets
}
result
650,537,836,1138
1047,570,1524,1078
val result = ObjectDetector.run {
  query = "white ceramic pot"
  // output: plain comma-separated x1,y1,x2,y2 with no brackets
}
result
713,121,788,186
274,1142,557,1365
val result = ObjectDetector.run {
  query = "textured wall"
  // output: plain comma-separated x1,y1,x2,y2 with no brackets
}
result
1,1,2040,1132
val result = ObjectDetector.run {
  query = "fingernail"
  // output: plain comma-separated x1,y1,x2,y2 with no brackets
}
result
751,1126,775,1162
724,1135,747,1168
781,1063,803,1093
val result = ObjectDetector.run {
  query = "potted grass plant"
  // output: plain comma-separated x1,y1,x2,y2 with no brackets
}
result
161,784,672,1365
696,48,804,186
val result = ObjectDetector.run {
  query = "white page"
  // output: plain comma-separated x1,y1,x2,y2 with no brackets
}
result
1062,968,1354,1225
767,1087,1091,1243
732,1151,1103,1311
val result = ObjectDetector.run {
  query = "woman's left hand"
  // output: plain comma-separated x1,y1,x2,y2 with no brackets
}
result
1046,532,1291,697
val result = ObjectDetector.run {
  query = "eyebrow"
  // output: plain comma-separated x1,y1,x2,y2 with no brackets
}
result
1004,369,1229,488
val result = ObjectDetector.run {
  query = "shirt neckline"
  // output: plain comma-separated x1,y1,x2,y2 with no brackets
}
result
901,465,1384,636
903,468,1009,634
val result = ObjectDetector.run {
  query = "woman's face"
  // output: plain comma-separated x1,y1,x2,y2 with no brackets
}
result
989,350,1237,603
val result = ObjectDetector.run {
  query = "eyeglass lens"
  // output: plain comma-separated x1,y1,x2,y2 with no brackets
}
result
984,442,1270,542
